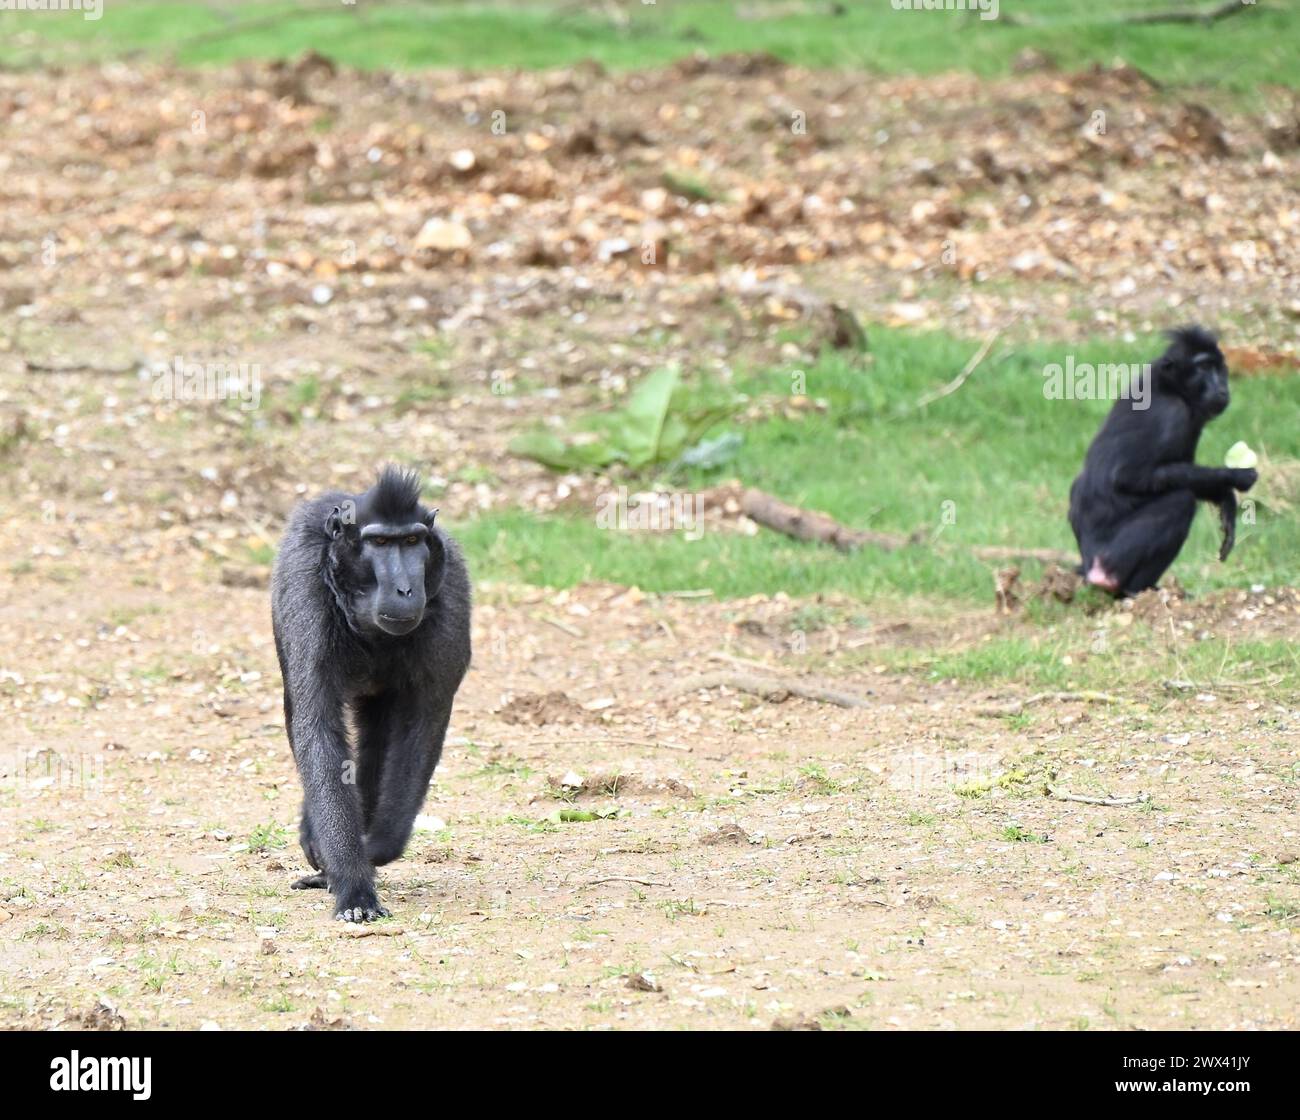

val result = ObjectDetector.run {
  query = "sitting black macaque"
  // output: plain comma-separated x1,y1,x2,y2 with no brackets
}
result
271,467,471,921
1069,326,1257,598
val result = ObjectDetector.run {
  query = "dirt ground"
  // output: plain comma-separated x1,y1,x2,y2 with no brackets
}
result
1,56,1298,1030
3,576,1299,1030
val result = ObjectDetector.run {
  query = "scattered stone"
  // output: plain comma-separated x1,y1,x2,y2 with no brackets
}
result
701,823,753,846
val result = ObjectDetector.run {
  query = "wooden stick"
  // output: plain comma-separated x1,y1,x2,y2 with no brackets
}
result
1049,787,1148,807
740,489,916,553
976,690,1118,717
518,737,692,753
978,1,1265,29
1122,2,1263,26
24,357,137,376
536,614,583,638
584,876,669,888
671,670,871,709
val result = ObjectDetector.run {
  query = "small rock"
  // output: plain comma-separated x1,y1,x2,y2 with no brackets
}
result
416,218,473,252
701,823,752,846
626,972,662,993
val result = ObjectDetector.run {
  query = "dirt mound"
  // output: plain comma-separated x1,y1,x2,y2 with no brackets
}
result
498,690,594,725
700,823,754,846
66,1001,126,1031
1124,584,1300,635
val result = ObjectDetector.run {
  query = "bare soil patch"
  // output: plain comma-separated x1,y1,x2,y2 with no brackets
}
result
2,576,1298,1030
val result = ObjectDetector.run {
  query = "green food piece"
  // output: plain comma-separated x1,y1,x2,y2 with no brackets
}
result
1224,441,1258,469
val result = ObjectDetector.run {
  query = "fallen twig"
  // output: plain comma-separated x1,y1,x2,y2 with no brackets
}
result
519,737,692,753
976,690,1119,717
670,670,871,709
1048,786,1149,807
913,322,1007,409
1122,1,1263,26
1205,675,1285,690
585,876,670,888
24,357,137,376
741,488,915,553
536,613,583,638
977,0,1264,28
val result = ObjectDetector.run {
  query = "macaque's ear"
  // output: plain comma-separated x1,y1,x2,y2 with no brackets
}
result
424,530,447,597
325,506,344,539
424,507,440,530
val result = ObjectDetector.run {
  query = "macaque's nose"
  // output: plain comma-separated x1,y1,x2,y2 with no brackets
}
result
396,585,413,598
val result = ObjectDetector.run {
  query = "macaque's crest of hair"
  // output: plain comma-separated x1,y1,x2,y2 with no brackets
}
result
370,465,424,521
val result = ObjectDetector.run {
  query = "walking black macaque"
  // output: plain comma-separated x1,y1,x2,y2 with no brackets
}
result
271,467,471,921
1069,326,1256,598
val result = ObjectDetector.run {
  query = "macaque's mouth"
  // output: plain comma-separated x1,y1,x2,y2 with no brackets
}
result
376,612,422,634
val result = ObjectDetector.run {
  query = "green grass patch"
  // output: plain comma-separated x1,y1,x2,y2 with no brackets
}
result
246,823,290,852
1264,895,1300,922
2,2,1295,91
463,325,1300,607
1000,825,1050,843
887,629,1300,695
953,766,1039,799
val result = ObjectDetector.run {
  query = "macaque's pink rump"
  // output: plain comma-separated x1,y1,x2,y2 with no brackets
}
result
1086,558,1120,593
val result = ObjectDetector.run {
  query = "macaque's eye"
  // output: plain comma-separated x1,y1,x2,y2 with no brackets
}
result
371,536,388,547
405,535,420,545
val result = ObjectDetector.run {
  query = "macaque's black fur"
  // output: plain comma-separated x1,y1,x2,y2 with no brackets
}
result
1069,326,1256,597
271,467,471,921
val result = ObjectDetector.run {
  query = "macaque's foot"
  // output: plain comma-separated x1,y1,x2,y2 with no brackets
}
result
335,901,391,923
332,881,390,922
1085,559,1120,594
